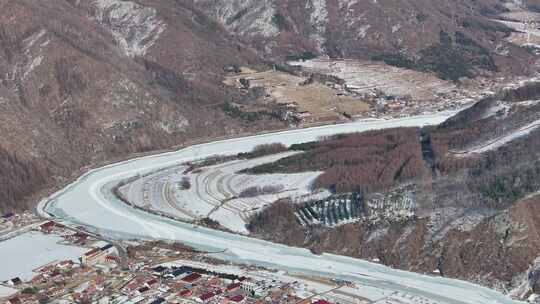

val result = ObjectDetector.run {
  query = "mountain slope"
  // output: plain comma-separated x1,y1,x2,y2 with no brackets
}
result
195,0,534,80
247,82,540,298
0,0,277,212
0,0,538,213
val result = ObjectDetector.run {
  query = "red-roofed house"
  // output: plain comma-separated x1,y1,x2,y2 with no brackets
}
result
8,297,21,304
182,273,201,283
313,300,332,304
105,255,119,264
81,248,107,265
39,221,56,233
228,295,245,303
57,260,74,269
226,282,241,292
146,278,158,287
179,289,193,297
200,292,216,302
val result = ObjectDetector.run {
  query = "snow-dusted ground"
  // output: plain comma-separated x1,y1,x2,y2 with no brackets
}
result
163,259,440,304
423,208,499,242
289,59,456,101
0,285,17,299
0,231,87,281
93,0,166,57
37,110,526,304
452,118,540,155
121,152,325,233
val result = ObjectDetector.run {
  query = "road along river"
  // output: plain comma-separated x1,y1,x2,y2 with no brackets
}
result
38,111,525,304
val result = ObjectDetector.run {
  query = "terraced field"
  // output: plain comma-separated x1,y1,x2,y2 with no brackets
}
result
120,152,327,233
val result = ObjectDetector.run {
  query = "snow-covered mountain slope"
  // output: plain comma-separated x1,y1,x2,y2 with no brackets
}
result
0,0,270,212
92,0,167,57
193,0,534,79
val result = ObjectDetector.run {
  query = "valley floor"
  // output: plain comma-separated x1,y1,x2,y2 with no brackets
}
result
36,111,527,304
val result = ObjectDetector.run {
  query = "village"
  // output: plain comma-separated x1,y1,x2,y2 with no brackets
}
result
221,60,502,126
0,212,373,304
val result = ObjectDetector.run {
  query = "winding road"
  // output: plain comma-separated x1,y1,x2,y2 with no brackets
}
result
37,110,526,304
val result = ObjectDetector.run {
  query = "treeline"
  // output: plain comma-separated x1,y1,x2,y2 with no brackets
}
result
435,82,540,153
247,199,305,245
0,147,46,212
428,106,540,208
463,127,540,207
247,128,428,194
239,185,284,198
372,30,496,81
498,82,540,102
237,143,287,159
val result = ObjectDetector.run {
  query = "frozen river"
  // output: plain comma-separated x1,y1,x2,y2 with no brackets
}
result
38,111,525,304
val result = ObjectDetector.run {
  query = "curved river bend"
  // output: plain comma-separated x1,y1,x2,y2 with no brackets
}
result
39,112,525,304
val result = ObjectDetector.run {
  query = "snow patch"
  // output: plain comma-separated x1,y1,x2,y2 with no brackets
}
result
427,208,496,242
0,285,17,298
23,29,47,52
93,0,166,57
195,0,279,38
358,24,371,38
22,55,43,81
0,231,87,281
307,0,329,52
482,100,511,120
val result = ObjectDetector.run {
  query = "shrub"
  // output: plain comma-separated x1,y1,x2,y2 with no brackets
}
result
179,177,191,190
239,185,284,198
238,143,288,159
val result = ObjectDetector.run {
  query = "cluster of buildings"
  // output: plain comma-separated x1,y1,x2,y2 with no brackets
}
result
0,215,124,304
1,211,364,304
0,211,41,239
1,220,351,304
37,220,98,247
3,244,346,304
122,266,250,303
111,262,333,304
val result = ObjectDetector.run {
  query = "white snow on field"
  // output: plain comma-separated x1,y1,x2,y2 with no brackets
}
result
374,292,442,304
289,59,456,101
121,152,325,233
37,110,527,304
0,231,86,281
0,285,17,298
93,0,166,57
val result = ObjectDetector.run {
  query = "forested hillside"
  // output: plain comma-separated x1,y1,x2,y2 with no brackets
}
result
247,82,540,295
0,147,45,211
246,128,428,193
1,0,539,214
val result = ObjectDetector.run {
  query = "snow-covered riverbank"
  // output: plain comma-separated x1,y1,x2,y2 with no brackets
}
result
37,111,526,304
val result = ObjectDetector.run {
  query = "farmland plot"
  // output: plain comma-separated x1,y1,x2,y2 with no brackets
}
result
120,152,327,233
289,59,457,102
